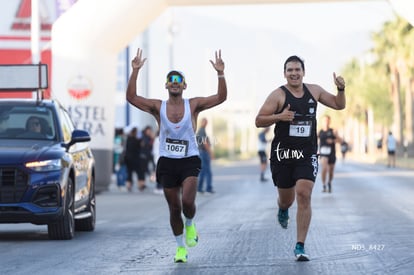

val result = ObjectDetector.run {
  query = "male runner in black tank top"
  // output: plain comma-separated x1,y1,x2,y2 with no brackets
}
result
318,115,340,193
255,55,346,261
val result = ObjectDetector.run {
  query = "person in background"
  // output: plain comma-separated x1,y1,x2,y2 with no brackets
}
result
152,130,163,195
197,118,214,194
141,125,156,178
318,115,339,193
255,55,346,261
125,127,147,192
26,116,43,134
340,140,349,162
387,131,397,168
114,128,127,189
126,48,227,263
22,116,49,138
258,127,270,182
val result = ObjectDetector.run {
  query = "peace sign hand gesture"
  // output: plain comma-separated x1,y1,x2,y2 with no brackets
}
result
210,50,225,73
131,48,147,70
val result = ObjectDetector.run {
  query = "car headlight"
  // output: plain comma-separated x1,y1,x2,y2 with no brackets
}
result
25,159,62,172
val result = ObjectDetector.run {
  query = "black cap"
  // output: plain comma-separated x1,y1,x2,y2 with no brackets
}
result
166,70,185,79
166,70,186,85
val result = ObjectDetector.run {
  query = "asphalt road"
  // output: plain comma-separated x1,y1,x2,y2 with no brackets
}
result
1,159,413,275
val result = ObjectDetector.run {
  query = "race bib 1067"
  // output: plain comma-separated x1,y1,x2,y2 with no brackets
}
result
165,138,188,157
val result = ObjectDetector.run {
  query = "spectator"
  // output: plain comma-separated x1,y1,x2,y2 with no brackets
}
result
340,140,349,162
125,127,146,192
387,131,397,168
114,128,127,189
197,118,214,194
152,130,163,194
258,127,270,182
141,125,156,177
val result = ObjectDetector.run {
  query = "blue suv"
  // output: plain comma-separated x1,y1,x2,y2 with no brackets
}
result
0,99,96,240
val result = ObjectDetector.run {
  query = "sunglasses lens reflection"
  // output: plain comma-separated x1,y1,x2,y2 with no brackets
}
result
168,75,183,83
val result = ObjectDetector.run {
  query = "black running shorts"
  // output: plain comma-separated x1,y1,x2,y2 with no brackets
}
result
270,154,318,189
156,156,201,188
258,151,267,164
320,154,337,165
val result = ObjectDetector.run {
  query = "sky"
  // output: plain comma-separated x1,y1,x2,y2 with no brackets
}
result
122,0,396,129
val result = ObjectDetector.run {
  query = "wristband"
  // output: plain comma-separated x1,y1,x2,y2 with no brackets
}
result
218,74,225,78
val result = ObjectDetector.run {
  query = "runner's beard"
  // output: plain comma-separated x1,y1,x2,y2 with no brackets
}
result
169,90,182,97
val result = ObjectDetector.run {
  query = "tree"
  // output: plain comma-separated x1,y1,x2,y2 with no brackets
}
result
371,16,413,153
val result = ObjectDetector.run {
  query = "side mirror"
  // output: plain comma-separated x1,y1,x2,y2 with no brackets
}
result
63,130,91,150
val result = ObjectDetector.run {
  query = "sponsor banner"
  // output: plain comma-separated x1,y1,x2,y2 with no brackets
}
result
1,0,76,40
0,0,75,98
53,54,117,149
2,0,56,36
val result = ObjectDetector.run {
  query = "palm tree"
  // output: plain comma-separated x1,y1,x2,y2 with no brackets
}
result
371,17,408,153
399,20,414,156
339,57,392,154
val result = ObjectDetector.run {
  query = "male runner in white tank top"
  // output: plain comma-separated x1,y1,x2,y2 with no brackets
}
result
126,48,227,263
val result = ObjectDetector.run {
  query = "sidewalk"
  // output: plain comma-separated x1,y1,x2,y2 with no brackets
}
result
345,152,414,169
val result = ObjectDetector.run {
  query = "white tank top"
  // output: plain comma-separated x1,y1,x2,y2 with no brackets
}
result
159,99,199,158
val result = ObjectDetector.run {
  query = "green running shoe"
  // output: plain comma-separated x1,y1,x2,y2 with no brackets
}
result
174,246,188,263
294,243,309,261
185,223,199,247
278,208,289,229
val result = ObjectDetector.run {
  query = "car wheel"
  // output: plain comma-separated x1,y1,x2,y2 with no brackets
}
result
75,176,96,231
48,177,75,240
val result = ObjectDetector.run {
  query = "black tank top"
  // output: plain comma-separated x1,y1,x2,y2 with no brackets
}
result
319,128,336,157
270,84,318,163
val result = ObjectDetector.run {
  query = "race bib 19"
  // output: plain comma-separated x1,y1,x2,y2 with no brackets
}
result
289,121,312,137
165,138,188,157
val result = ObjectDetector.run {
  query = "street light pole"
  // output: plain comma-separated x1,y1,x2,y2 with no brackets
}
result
168,9,179,70
31,0,40,64
125,46,130,126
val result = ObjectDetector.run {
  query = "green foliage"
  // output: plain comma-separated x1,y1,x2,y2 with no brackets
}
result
341,15,412,131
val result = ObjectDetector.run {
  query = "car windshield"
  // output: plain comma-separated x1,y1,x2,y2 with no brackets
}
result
0,105,56,141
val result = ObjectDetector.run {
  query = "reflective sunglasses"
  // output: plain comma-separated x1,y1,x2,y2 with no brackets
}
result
167,75,184,84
